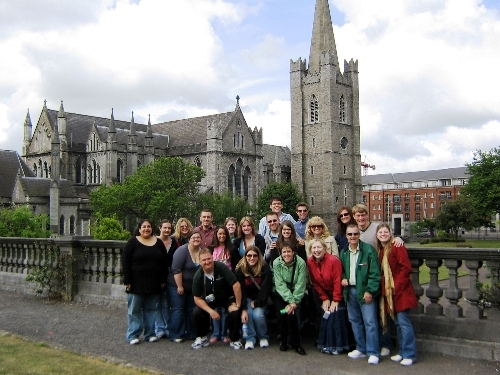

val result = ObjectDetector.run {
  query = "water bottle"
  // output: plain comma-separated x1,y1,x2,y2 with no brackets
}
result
242,323,248,338
280,308,288,314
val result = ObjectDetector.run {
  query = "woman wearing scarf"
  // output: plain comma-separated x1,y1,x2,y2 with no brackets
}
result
375,224,417,366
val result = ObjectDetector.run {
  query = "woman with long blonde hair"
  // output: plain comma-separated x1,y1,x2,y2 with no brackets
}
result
304,216,338,257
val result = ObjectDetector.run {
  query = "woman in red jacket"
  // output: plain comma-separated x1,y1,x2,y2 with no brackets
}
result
307,239,350,355
375,224,417,366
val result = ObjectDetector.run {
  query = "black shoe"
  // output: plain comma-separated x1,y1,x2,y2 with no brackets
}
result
291,344,306,355
279,342,288,352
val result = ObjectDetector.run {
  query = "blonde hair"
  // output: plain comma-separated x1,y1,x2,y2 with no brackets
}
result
173,218,193,239
235,246,263,277
352,204,368,216
238,216,256,238
305,216,331,240
307,238,328,255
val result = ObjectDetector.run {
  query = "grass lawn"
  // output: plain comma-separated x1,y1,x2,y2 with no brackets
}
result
419,264,468,284
0,334,159,375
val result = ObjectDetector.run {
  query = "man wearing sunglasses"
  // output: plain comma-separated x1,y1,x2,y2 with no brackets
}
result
263,212,281,262
293,202,310,239
340,224,381,365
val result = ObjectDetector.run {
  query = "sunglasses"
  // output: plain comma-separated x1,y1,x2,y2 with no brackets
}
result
246,253,258,259
347,232,360,236
267,219,278,223
339,213,350,218
311,224,323,229
296,209,308,213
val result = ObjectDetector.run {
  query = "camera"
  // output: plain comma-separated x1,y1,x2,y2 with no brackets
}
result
205,294,215,303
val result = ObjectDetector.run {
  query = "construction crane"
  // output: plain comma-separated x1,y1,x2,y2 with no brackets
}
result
361,156,376,176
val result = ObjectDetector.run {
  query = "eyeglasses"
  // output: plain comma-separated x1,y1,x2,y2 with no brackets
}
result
311,224,323,229
339,213,350,218
296,209,308,213
346,232,360,236
246,254,258,259
180,225,188,229
282,228,292,232
267,219,278,223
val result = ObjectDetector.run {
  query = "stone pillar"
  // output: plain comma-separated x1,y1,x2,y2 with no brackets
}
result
410,258,424,314
425,259,443,315
444,259,463,318
55,237,82,301
465,260,484,319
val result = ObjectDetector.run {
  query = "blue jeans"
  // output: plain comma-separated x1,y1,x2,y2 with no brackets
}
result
167,284,196,340
394,310,417,360
346,286,380,356
126,293,159,342
155,288,169,337
245,298,269,344
211,307,228,339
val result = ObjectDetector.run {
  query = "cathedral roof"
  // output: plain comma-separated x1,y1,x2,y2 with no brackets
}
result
153,111,234,148
19,178,83,198
262,144,291,167
0,150,35,198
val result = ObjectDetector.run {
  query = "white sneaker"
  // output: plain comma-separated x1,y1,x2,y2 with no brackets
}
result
368,355,379,364
245,341,254,350
380,347,390,357
400,358,413,366
148,336,158,342
174,338,184,343
129,338,139,345
391,354,403,362
259,339,269,348
230,341,243,350
348,349,366,359
191,337,209,349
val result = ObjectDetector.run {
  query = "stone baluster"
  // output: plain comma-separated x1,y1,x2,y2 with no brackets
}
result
425,259,443,315
444,259,463,317
410,258,424,314
102,247,110,284
465,260,484,319
7,242,13,272
115,248,123,285
485,261,500,321
91,247,100,282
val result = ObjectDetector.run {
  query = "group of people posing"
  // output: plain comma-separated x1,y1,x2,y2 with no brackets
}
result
122,197,418,366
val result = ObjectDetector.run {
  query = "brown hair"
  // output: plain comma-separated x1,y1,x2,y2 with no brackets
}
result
235,245,263,277
336,206,356,236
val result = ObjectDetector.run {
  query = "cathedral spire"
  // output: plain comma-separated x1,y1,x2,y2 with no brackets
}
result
109,108,116,133
146,114,153,137
129,111,136,136
57,100,66,118
309,0,339,73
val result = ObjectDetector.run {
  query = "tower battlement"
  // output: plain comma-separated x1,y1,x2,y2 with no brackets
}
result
290,58,307,72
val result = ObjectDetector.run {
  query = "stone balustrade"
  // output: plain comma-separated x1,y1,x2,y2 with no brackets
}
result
1,237,499,360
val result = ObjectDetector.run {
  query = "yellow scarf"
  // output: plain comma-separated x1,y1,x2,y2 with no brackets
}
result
379,246,395,333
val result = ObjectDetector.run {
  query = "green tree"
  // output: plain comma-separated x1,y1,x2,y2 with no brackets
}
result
91,214,131,240
435,197,481,240
461,147,500,217
196,192,255,226
412,218,437,237
0,205,51,238
256,182,305,219
90,157,204,226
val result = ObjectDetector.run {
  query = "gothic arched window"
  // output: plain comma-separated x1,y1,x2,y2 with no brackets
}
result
75,158,83,183
227,164,235,198
243,167,251,201
59,215,65,235
339,95,346,123
310,95,319,123
69,215,75,235
43,161,48,178
33,164,38,177
117,159,123,183
38,159,43,177
235,159,243,196
194,157,201,168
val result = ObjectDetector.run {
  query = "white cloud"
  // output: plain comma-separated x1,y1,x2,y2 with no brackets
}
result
243,99,291,146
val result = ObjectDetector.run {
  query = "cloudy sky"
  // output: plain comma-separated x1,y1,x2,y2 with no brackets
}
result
1,0,499,174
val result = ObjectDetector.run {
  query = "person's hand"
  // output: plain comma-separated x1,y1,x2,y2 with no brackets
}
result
210,309,221,320
270,241,277,249
177,286,184,295
392,237,404,247
341,279,349,287
330,301,339,312
125,284,131,291
227,303,240,313
297,238,305,246
322,299,330,312
363,292,373,304
250,300,255,309
287,303,297,315
241,310,248,323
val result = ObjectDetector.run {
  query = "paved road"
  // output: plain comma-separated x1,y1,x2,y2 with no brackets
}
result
0,289,498,375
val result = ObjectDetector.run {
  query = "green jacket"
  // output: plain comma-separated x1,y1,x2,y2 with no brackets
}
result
339,240,381,304
273,255,306,304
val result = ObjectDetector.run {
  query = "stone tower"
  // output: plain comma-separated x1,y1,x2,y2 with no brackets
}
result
106,109,118,185
290,0,362,226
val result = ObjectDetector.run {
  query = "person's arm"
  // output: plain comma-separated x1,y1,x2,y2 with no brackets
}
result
228,281,242,313
122,238,135,288
194,295,221,320
258,217,267,236
307,259,329,302
365,247,382,298
392,237,405,247
235,270,248,310
273,260,294,303
332,257,343,303
256,264,272,307
291,259,307,303
393,244,413,294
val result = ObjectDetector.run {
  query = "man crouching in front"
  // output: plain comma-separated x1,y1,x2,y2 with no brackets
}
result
191,248,244,350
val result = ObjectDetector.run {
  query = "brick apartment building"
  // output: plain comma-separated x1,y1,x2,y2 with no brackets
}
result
361,167,468,236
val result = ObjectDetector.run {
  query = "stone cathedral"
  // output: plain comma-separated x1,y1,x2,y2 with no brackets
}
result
7,0,361,235
291,0,362,225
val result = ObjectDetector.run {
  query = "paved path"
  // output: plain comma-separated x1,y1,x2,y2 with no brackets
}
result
0,289,498,375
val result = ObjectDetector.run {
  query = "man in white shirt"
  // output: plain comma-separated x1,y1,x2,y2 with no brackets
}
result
258,196,295,237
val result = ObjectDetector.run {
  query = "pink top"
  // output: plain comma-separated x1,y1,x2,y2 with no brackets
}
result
213,245,231,270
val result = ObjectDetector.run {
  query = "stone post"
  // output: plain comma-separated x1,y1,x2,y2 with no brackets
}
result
55,237,82,301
